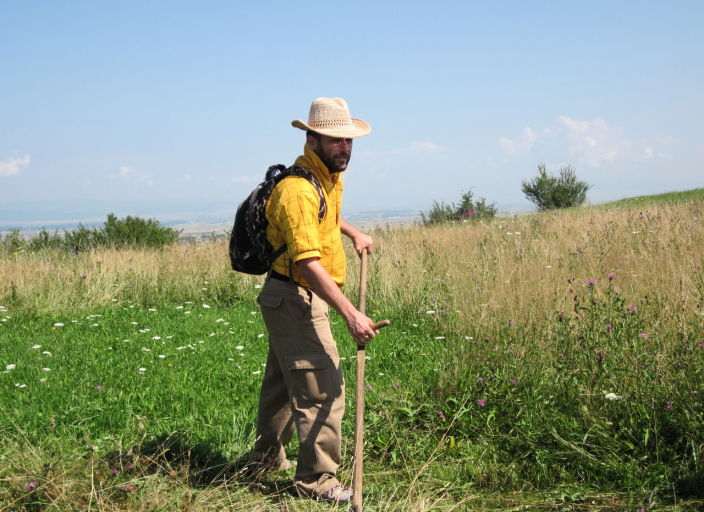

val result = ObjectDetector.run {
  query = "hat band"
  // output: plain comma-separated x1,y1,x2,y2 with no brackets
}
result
308,118,354,128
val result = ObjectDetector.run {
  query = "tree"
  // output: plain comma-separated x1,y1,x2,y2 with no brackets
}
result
522,164,591,211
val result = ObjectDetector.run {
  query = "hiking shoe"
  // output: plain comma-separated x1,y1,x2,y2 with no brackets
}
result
315,483,353,504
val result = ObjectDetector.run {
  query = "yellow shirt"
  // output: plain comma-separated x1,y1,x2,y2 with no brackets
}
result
265,143,346,288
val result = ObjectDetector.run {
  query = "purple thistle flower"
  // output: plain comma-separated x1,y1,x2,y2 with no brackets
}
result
508,319,514,326
476,377,484,384
587,279,596,286
606,323,613,330
94,385,104,392
437,411,446,420
111,469,119,477
640,333,649,339
25,481,38,491
665,401,673,410
510,379,518,386
627,305,637,312
608,273,615,280
477,399,486,407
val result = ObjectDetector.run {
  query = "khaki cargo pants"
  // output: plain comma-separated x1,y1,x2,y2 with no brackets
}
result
254,276,345,494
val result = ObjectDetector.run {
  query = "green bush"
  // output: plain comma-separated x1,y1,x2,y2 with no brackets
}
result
522,163,591,211
1,214,179,254
421,190,497,225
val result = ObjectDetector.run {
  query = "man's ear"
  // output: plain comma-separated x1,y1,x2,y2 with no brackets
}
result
306,132,319,149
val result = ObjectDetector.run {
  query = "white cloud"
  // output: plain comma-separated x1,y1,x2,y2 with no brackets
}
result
408,141,442,152
111,166,155,186
497,116,669,168
558,116,621,166
499,127,537,153
0,154,30,177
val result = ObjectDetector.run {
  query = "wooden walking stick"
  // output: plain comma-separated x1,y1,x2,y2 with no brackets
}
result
352,248,390,511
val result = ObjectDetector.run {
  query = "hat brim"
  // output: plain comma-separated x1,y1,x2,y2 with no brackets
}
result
291,118,371,138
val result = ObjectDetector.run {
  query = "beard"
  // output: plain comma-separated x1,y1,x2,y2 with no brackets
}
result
319,149,350,173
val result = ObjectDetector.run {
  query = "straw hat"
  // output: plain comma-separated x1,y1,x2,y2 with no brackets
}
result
292,97,371,138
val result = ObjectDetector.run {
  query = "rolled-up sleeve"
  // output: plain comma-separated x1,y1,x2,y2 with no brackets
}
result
268,177,321,262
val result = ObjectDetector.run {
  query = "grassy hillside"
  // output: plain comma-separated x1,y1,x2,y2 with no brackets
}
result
600,188,704,208
1,190,703,511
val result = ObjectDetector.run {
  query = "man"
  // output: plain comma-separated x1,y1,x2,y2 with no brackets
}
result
246,97,378,503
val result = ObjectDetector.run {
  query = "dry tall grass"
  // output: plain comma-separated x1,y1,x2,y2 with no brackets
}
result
2,201,702,333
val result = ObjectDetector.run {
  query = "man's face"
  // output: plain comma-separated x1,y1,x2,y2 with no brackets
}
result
308,134,353,173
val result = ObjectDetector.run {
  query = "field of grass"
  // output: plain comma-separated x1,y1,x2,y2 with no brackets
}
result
1,190,703,511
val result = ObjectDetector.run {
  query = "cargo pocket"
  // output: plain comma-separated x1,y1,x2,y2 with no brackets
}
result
257,294,282,309
286,353,338,404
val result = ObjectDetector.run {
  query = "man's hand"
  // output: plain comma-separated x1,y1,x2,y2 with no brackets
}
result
344,309,378,346
341,219,373,256
296,257,378,346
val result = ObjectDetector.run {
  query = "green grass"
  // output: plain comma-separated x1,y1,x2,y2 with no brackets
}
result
3,294,704,510
602,188,704,208
2,189,704,510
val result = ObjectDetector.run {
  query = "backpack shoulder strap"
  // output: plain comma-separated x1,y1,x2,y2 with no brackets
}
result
280,165,327,222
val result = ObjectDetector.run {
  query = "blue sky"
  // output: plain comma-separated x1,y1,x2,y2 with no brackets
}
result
1,1,702,225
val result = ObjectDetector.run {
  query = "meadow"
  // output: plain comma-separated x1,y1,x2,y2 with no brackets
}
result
1,190,703,511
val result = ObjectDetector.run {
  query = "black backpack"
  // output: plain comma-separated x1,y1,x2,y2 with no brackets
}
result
229,164,327,274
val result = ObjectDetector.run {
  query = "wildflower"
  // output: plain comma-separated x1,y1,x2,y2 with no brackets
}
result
138,368,146,374
587,279,596,286
5,364,16,371
53,323,64,327
365,385,373,391
152,336,161,340
121,483,136,493
94,385,104,392
477,377,484,384
111,469,119,477
158,355,166,359
665,401,673,410
25,481,38,491
606,323,613,330
627,305,637,312
202,304,211,309
392,381,400,389
426,310,436,315
235,345,244,351
508,319,514,326
639,333,649,339
608,273,615,280
604,392,622,401
41,368,50,372
510,379,518,386
252,370,262,375
31,345,41,349
437,411,446,420
477,399,486,407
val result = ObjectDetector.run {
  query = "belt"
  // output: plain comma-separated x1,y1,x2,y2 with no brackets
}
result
269,270,303,286
269,270,290,282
